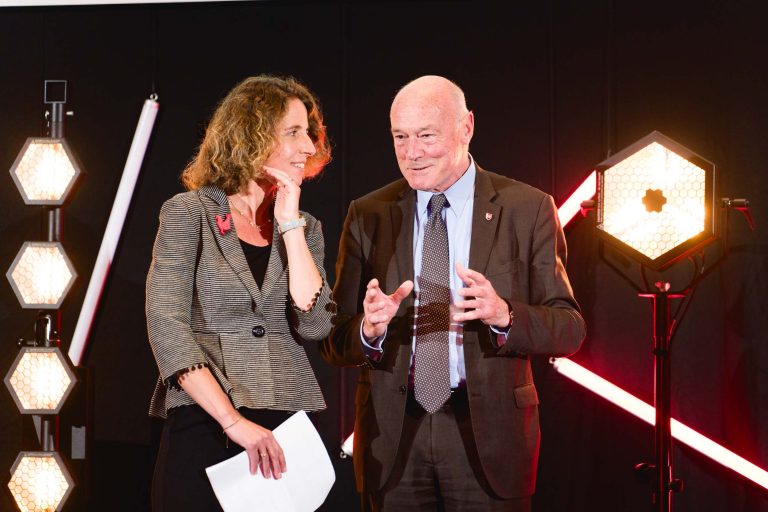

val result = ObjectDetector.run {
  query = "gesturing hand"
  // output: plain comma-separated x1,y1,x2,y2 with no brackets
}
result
263,165,301,225
362,278,414,339
225,417,287,479
453,263,511,328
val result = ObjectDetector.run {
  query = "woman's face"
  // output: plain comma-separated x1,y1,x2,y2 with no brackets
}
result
263,97,316,186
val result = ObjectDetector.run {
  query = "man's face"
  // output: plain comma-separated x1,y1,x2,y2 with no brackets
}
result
390,96,473,192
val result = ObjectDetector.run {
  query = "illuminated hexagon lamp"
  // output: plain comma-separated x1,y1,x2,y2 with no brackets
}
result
4,347,77,415
7,451,74,512
6,242,77,310
596,131,716,270
9,138,81,205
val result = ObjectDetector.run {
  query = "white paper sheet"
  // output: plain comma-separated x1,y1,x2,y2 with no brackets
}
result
205,411,335,512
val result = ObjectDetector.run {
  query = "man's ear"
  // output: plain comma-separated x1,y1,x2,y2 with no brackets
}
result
461,110,475,145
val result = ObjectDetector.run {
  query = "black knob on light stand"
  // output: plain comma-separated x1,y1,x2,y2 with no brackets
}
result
668,479,684,493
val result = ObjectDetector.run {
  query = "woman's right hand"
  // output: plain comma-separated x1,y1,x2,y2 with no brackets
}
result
263,165,302,225
225,417,287,479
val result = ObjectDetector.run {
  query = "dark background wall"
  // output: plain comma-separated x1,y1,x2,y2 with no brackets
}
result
1,1,767,510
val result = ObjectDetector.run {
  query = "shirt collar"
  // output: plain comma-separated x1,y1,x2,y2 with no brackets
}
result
416,155,476,218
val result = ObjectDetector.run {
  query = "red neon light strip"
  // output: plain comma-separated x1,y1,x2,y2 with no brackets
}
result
558,170,597,227
552,357,768,490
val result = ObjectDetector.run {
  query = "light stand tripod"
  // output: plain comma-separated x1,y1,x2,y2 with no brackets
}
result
589,193,754,512
636,282,686,511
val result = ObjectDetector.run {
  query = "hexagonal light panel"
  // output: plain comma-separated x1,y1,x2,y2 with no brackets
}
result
9,137,81,205
595,131,715,269
6,242,77,309
8,451,75,512
4,347,77,414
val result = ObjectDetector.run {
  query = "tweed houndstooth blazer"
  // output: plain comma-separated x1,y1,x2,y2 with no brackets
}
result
146,186,333,418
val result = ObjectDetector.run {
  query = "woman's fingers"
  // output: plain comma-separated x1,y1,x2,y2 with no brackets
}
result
261,441,285,479
276,445,287,474
259,449,272,479
263,165,291,184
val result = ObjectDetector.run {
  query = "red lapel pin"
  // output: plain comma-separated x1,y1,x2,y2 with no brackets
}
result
215,214,232,235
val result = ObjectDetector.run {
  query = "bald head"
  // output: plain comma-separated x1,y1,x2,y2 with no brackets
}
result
391,75,468,122
389,75,474,192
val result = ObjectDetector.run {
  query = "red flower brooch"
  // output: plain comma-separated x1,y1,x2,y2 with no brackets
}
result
215,214,231,235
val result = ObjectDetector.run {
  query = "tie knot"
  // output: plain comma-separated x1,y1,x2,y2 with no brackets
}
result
428,194,448,217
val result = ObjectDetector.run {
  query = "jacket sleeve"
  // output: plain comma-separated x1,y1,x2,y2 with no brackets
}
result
501,194,586,357
320,200,368,367
146,194,208,383
289,217,336,341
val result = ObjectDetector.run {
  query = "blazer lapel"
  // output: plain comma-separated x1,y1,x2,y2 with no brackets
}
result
198,187,263,304
391,184,415,293
468,167,501,275
260,222,287,298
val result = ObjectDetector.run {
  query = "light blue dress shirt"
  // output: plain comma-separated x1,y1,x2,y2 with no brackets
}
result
361,158,509,387
409,161,476,387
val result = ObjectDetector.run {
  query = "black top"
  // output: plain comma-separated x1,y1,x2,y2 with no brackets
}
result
239,239,271,288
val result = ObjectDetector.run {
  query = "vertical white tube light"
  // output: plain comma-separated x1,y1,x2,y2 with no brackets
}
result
68,97,159,366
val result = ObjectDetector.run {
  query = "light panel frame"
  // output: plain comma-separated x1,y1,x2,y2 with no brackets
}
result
6,241,78,310
9,137,82,206
7,451,75,512
595,131,716,270
4,346,77,415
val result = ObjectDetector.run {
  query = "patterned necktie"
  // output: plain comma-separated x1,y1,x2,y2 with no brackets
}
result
414,193,452,413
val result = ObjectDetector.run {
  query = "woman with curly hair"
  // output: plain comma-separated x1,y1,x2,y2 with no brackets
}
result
146,75,334,510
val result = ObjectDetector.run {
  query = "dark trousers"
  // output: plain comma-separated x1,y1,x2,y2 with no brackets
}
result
151,404,292,512
363,389,532,512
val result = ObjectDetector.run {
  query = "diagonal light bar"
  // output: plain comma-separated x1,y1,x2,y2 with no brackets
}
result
341,432,354,458
558,170,597,227
551,357,768,490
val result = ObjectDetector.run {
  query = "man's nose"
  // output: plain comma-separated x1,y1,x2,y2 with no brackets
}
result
404,138,422,159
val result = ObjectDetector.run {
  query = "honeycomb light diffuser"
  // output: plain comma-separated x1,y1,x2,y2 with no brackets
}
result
6,242,77,309
9,138,81,205
596,131,716,269
4,347,77,414
7,451,74,512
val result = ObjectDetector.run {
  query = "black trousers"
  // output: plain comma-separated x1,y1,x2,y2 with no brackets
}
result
151,404,292,512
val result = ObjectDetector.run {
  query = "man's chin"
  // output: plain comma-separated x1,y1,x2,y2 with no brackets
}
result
403,173,431,192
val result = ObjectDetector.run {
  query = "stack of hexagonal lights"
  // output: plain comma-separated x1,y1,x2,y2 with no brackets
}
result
596,131,715,269
4,81,80,512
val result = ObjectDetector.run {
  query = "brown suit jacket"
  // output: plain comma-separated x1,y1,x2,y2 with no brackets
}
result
320,166,586,498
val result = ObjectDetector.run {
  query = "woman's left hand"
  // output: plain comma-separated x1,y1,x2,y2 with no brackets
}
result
263,165,301,224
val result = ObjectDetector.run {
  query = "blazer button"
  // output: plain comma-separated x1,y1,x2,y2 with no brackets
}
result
398,385,407,395
252,325,266,338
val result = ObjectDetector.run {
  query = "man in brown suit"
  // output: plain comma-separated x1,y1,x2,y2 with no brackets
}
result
321,76,586,511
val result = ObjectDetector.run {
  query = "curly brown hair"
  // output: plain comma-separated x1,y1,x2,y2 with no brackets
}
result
181,75,331,194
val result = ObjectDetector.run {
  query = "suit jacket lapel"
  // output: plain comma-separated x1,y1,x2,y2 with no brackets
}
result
468,167,501,275
198,187,263,304
391,184,415,293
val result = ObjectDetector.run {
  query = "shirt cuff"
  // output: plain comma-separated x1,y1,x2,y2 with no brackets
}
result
489,324,510,347
360,322,387,361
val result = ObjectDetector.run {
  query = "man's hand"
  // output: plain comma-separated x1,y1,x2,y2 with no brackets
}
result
453,263,511,328
362,278,414,339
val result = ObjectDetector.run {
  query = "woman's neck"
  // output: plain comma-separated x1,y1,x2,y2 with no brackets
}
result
234,179,275,224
